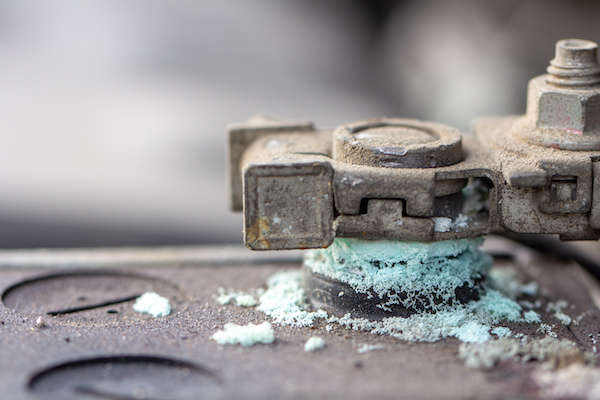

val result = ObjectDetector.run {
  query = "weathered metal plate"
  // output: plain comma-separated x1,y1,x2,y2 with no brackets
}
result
244,161,334,250
0,240,597,399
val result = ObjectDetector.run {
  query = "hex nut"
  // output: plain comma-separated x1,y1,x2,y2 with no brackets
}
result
528,76,600,134
519,39,600,150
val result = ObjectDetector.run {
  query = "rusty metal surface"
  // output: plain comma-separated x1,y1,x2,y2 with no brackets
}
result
0,240,598,399
230,39,600,250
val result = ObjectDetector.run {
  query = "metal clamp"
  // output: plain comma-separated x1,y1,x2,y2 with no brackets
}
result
229,39,600,250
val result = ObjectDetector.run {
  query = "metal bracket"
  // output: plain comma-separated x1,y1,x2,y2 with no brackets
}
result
229,39,600,250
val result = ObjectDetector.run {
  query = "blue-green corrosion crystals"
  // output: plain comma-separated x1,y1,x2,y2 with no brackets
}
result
295,237,532,342
304,237,492,314
216,237,541,343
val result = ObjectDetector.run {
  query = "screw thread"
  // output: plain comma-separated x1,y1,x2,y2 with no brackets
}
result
546,39,600,86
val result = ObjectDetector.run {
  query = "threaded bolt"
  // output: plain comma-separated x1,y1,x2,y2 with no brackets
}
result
547,39,600,86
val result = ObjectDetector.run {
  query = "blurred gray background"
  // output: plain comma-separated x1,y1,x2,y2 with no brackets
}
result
0,0,599,248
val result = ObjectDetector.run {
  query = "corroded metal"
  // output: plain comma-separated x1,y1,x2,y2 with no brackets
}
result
230,39,600,250
304,269,483,320
0,239,598,399
333,119,463,169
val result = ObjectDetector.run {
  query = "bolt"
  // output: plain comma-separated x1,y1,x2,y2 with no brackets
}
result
522,39,600,147
547,39,600,86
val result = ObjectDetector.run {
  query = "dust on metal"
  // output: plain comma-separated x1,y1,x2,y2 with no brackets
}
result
229,39,600,250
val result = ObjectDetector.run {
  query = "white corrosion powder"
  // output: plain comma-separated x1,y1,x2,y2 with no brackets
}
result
216,288,259,307
432,214,469,233
211,322,274,346
133,292,171,317
304,336,326,352
220,238,553,344
357,344,386,353
304,238,492,313
257,270,327,327
491,327,512,338
547,300,573,326
459,337,583,369
256,268,525,343
524,310,542,323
